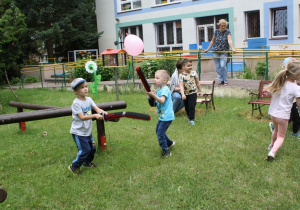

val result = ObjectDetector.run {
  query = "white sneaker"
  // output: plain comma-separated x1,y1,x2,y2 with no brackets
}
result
266,151,275,161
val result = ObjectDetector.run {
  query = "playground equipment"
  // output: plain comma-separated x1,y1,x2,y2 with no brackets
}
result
85,61,101,97
136,66,156,107
101,49,127,101
2,101,127,149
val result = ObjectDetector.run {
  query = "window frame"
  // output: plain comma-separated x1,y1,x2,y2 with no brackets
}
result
245,10,261,40
155,20,183,52
270,7,288,39
118,25,143,49
118,0,142,12
154,0,180,6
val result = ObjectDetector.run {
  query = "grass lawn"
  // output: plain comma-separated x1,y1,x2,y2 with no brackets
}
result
0,88,300,209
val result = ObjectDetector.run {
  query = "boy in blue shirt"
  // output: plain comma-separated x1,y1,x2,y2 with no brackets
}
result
147,70,175,158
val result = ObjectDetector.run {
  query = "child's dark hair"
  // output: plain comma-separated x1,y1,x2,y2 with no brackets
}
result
182,58,192,66
176,60,183,70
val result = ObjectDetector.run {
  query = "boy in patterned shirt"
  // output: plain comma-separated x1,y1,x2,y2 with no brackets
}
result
179,59,202,125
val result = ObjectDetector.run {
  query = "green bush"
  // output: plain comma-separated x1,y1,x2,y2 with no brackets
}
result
118,65,132,80
255,61,269,78
24,76,38,83
139,57,177,79
241,64,255,79
98,65,114,81
10,77,21,85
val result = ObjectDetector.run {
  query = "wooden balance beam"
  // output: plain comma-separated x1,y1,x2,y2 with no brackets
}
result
1,101,127,149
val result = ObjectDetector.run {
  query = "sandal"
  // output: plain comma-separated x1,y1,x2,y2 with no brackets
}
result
224,82,228,86
219,81,224,85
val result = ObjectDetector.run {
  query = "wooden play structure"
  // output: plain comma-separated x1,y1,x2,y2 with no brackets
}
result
0,101,127,149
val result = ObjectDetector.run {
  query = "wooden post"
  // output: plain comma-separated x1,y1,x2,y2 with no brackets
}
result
17,107,26,131
96,120,107,150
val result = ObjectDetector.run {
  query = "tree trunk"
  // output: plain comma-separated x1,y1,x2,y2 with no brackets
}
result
45,40,54,62
4,68,19,102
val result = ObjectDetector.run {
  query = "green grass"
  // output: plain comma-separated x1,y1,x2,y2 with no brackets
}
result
0,88,300,209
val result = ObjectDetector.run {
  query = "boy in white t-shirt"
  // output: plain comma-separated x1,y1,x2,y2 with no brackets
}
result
68,78,107,175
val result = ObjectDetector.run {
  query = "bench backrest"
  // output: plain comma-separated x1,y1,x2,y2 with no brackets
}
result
258,80,273,99
199,80,215,98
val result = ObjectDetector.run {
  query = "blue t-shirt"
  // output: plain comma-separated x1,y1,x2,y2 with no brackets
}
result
156,85,175,121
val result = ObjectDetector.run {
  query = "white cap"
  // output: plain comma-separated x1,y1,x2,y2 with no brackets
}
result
71,78,86,89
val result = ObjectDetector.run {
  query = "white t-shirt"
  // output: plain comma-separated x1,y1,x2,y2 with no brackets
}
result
268,81,300,119
70,97,96,136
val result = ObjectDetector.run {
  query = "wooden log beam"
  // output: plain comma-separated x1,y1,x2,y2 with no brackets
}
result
0,101,127,125
9,101,58,110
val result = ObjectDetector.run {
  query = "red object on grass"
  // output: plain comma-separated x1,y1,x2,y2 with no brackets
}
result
19,122,26,131
100,136,107,150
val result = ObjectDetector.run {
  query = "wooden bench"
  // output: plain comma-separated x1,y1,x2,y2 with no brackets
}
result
197,80,215,111
248,80,273,115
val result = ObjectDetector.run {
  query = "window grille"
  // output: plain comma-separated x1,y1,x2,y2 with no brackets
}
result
272,8,287,37
156,20,182,52
245,11,260,38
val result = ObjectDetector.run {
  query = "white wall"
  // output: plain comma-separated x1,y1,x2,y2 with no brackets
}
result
96,0,116,53
96,0,300,53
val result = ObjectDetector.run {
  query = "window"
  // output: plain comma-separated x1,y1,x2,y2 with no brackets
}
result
155,0,178,5
196,14,228,49
271,7,287,38
156,20,183,51
119,0,141,12
245,11,260,38
118,25,143,48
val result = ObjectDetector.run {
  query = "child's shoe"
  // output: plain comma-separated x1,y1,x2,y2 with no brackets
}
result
168,141,175,149
189,120,195,125
83,162,97,168
68,164,82,175
161,150,172,158
269,122,275,133
291,132,300,139
266,151,275,161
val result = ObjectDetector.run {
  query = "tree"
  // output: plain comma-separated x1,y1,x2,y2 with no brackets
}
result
16,0,103,60
0,0,26,85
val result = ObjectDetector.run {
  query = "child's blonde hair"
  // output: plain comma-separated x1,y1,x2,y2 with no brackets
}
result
156,70,170,82
264,60,300,93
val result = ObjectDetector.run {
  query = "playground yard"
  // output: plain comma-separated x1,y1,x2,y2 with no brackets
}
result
0,88,300,209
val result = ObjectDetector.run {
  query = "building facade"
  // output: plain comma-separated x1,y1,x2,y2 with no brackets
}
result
95,0,300,54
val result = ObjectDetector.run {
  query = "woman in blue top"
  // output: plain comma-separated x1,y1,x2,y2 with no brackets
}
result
205,19,236,86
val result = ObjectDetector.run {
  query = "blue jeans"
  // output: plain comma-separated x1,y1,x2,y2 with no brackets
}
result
156,120,172,152
172,92,184,113
213,52,228,83
72,134,96,169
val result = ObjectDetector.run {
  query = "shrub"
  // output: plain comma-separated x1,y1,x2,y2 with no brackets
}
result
24,76,38,83
10,77,21,85
118,65,132,80
138,57,177,79
255,61,269,78
99,65,114,81
241,64,255,79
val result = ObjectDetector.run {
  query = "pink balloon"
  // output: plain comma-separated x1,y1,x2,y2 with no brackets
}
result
124,34,144,56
